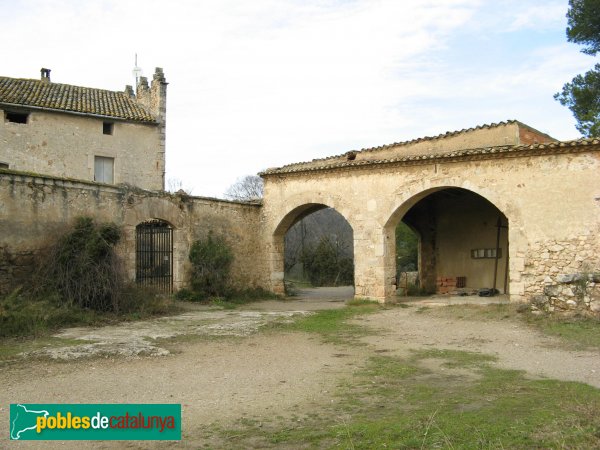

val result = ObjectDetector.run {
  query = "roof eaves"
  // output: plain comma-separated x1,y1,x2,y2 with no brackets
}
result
260,138,600,176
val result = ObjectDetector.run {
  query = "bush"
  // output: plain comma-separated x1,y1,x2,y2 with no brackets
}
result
188,233,233,298
33,217,124,312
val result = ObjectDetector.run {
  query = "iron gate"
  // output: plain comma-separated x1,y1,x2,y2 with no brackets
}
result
135,219,173,292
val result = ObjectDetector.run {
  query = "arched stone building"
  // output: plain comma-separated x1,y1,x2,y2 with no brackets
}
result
261,121,600,306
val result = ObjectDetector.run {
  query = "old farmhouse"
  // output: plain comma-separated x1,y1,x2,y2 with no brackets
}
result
1,68,598,313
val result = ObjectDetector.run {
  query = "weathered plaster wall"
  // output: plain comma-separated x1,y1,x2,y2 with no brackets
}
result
262,149,600,304
0,171,269,294
0,109,163,190
435,193,509,293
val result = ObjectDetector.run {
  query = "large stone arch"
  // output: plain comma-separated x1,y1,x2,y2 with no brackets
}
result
269,198,355,295
382,183,524,301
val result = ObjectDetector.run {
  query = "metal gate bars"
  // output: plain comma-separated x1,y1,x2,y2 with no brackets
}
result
135,219,173,293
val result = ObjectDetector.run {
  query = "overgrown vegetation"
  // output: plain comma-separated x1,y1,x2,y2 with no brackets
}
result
188,232,233,298
0,217,173,337
300,236,354,287
284,208,354,287
34,217,123,311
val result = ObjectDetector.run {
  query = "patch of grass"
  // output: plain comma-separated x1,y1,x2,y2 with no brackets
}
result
209,350,600,449
175,287,279,309
420,303,600,350
0,336,90,363
275,303,382,344
524,313,600,350
345,298,380,306
412,348,498,368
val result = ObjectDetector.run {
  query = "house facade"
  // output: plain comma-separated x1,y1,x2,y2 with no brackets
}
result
0,68,167,191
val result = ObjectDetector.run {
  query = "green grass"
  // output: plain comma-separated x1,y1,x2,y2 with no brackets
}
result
273,302,382,344
202,302,600,449
525,313,600,350
0,336,91,363
208,349,600,449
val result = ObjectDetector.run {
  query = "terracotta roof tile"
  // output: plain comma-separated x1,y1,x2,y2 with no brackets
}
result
263,120,555,173
260,138,600,176
0,76,156,123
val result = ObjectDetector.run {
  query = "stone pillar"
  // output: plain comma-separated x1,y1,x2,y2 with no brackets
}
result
269,237,286,295
354,220,390,302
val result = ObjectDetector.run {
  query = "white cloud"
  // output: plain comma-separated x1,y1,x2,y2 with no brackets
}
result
0,0,587,197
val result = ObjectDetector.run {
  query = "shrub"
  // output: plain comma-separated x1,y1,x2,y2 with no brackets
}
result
33,216,124,312
188,233,233,298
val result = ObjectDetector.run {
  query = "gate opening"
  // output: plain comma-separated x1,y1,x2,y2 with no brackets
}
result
136,219,173,292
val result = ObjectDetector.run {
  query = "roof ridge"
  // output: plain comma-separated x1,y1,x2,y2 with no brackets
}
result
0,75,156,123
272,120,522,171
261,137,599,176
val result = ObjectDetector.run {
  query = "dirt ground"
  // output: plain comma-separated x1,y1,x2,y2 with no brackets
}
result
2,287,599,448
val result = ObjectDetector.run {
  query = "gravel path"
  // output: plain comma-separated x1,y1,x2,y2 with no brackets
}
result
1,287,598,448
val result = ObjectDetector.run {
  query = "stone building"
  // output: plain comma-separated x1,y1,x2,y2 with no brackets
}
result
0,67,167,190
261,121,600,311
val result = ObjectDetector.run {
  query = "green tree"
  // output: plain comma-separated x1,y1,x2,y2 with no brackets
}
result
395,222,418,274
555,0,600,137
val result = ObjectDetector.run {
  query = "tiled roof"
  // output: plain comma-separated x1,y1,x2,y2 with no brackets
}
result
262,120,553,173
261,138,600,176
0,76,156,123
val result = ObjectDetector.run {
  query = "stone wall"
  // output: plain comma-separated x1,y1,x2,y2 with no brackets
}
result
0,109,163,191
525,234,600,314
0,170,269,295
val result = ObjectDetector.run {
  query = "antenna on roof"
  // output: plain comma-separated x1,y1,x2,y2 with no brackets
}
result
132,53,142,85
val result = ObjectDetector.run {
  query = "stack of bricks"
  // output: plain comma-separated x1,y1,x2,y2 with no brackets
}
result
437,276,466,294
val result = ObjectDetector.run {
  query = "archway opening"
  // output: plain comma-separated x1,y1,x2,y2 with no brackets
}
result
135,219,174,293
277,205,354,298
395,222,420,296
389,188,509,297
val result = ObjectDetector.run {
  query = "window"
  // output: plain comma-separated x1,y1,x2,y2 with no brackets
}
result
0,162,8,169
471,248,502,259
94,156,114,183
103,122,114,135
5,111,29,124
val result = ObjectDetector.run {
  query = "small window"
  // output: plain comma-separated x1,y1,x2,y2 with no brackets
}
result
471,248,502,259
94,156,114,184
103,122,114,135
0,162,8,169
5,111,29,124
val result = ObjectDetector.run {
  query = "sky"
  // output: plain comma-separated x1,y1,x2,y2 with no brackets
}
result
0,0,593,198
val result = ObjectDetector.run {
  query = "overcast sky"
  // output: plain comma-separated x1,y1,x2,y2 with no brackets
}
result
0,0,592,197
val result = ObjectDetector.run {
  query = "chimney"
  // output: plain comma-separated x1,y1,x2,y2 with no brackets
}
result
40,68,51,82
124,85,135,98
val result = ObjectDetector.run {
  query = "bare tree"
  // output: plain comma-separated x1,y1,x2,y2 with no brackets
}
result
224,175,264,201
166,177,192,195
